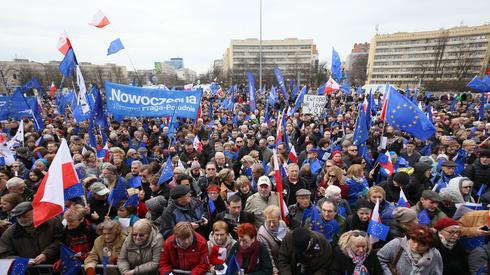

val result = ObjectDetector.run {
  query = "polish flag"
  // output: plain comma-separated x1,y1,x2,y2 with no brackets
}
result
193,135,202,152
324,77,340,94
57,31,72,55
486,67,490,75
89,10,110,28
33,139,79,227
397,188,410,208
184,83,194,90
288,146,298,163
379,151,395,176
49,82,57,98
380,87,391,121
273,149,288,223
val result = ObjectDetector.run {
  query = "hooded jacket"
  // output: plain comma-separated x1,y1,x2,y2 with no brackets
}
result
117,224,163,275
406,162,432,205
462,158,490,195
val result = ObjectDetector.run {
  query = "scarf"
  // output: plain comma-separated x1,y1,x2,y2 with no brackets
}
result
236,239,260,273
265,222,287,242
407,245,434,275
348,249,369,275
438,233,456,249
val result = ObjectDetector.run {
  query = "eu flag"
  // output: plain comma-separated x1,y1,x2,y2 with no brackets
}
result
158,157,174,185
268,86,278,106
331,48,342,82
385,86,435,140
122,193,139,207
91,85,109,129
60,243,82,275
9,257,29,275
417,209,431,225
208,198,216,214
246,71,256,112
367,220,389,241
352,107,369,147
467,75,490,93
128,176,142,188
289,86,307,115
225,255,241,275
59,48,78,77
274,67,289,102
107,38,125,56
459,236,486,250
64,183,85,200
108,178,128,207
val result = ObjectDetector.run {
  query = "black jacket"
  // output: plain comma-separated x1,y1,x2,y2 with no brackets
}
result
435,237,470,275
329,246,383,275
406,162,431,205
378,174,403,204
215,210,255,239
462,158,490,196
282,177,310,206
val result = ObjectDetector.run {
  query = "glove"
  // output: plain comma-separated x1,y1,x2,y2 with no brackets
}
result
85,267,96,275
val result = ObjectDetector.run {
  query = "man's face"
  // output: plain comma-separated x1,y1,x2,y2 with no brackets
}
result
206,165,217,177
176,193,192,205
297,196,310,209
258,184,271,198
421,198,439,212
481,156,490,166
228,201,242,217
287,166,299,181
321,202,337,221
140,169,151,183
102,169,116,182
213,229,227,246
259,140,266,149
131,164,141,175
215,154,225,166
348,146,358,157
17,210,33,227
47,143,58,154
441,166,455,176
406,144,415,153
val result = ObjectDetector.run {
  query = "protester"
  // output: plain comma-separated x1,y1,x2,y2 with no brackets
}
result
245,175,279,228
433,217,469,275
411,190,447,227
388,207,419,241
257,205,289,274
207,221,236,273
62,204,96,261
287,188,314,229
215,194,255,239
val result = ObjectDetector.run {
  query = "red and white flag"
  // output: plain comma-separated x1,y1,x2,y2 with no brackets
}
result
33,139,79,227
288,146,298,163
184,83,194,90
324,77,340,94
193,135,202,152
57,31,72,55
89,10,110,28
273,149,288,223
380,87,391,121
49,82,57,98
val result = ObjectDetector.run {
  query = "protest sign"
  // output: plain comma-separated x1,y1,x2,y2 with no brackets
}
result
301,95,327,117
104,81,203,119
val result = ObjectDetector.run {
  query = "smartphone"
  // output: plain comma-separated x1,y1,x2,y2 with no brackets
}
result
481,225,489,231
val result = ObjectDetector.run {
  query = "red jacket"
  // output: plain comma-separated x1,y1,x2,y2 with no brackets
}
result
159,232,210,275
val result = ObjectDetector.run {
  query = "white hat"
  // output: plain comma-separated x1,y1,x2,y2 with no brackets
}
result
257,176,271,187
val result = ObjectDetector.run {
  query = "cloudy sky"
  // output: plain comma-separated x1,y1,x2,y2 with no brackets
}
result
1,0,489,74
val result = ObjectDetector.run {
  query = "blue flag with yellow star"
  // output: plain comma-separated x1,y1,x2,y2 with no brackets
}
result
60,244,82,275
385,86,435,140
9,257,29,275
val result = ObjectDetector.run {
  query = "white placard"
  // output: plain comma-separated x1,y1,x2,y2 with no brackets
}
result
301,95,328,117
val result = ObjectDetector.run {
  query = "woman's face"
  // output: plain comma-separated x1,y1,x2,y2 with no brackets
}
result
103,228,117,243
357,208,372,222
409,239,429,254
0,199,13,212
265,217,279,231
240,184,250,194
369,192,384,204
66,217,83,230
351,238,368,257
331,192,342,203
239,234,254,249
117,208,130,218
35,162,45,171
132,227,149,246
213,229,227,246
208,191,219,201
460,181,473,196
333,154,342,162
29,172,39,182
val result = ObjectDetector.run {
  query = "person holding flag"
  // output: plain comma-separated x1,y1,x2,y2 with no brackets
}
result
411,190,447,227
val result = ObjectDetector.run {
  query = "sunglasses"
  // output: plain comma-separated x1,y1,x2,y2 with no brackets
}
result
351,230,368,237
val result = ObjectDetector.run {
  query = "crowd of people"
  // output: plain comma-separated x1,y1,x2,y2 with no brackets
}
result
0,83,488,275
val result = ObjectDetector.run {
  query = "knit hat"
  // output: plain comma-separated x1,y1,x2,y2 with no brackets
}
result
393,172,410,187
191,161,201,170
207,184,220,193
392,207,417,223
145,196,167,215
434,217,459,231
170,185,190,200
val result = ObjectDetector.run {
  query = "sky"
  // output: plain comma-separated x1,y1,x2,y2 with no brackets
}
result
1,0,489,74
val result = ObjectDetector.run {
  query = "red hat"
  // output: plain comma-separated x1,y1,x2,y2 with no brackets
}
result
434,217,459,231
331,151,342,158
207,184,220,193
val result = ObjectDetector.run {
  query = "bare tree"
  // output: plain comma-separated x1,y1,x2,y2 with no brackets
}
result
348,54,368,86
432,30,449,80
454,41,475,79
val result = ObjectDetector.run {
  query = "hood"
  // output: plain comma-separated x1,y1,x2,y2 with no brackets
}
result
413,162,431,181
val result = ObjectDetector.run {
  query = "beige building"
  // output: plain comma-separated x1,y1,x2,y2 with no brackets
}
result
367,24,490,88
222,38,319,84
0,59,128,93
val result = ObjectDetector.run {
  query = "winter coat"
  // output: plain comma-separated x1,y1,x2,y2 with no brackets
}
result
434,235,469,275
207,232,236,265
84,233,125,270
282,177,310,206
215,210,255,239
411,202,447,227
468,242,490,275
287,203,313,230
159,232,210,275
62,220,96,260
330,246,383,275
117,225,163,275
0,217,63,263
316,198,352,219
447,176,475,203
379,174,404,204
458,210,488,237
406,162,432,205
257,221,290,274
277,230,332,275
462,158,490,195
245,192,279,228
226,241,273,275
160,197,205,238
377,237,443,275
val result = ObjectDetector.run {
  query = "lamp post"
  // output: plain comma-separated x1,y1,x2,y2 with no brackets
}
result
259,0,262,90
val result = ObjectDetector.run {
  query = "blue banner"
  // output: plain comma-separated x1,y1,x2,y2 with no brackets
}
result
0,96,10,120
104,81,202,119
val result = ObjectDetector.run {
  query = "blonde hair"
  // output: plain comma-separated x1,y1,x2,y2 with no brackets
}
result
64,204,87,221
132,219,153,234
338,230,372,256
368,186,386,198
347,164,363,178
173,221,194,239
327,166,345,184
263,205,281,220
236,175,251,188
98,220,122,236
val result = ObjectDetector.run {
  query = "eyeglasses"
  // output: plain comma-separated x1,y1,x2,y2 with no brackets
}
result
349,149,358,152
236,140,243,143
462,186,472,189
132,233,148,238
443,229,461,236
328,174,336,178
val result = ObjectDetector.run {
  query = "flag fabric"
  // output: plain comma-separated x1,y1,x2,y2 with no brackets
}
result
459,236,486,250
128,176,142,188
57,31,72,55
158,157,174,185
411,88,419,104
59,48,78,77
324,77,340,94
8,257,29,275
268,86,278,106
467,75,490,93
108,177,128,207
397,188,410,207
479,94,486,121
193,135,202,152
380,85,390,121
377,151,394,175
7,120,24,148
288,146,298,163
91,85,109,129
384,85,436,140
302,206,339,243
273,149,288,223
32,139,79,227
208,198,216,214
60,243,82,275
89,10,110,28
22,77,44,94
183,83,194,90
246,71,256,112
341,82,351,94
49,82,57,98
331,48,342,82
291,86,299,100
225,255,242,275
107,38,125,56
274,67,289,102
102,255,109,275
367,220,389,241
420,143,432,156
477,184,487,197
369,199,386,243
288,86,307,116
122,194,139,207
417,209,431,225
75,66,90,114
352,107,368,147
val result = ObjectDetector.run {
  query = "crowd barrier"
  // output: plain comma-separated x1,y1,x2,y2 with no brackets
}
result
24,264,212,275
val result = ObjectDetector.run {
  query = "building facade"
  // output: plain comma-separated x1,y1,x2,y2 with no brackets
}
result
345,42,370,71
366,24,490,88
164,57,184,70
222,38,319,85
